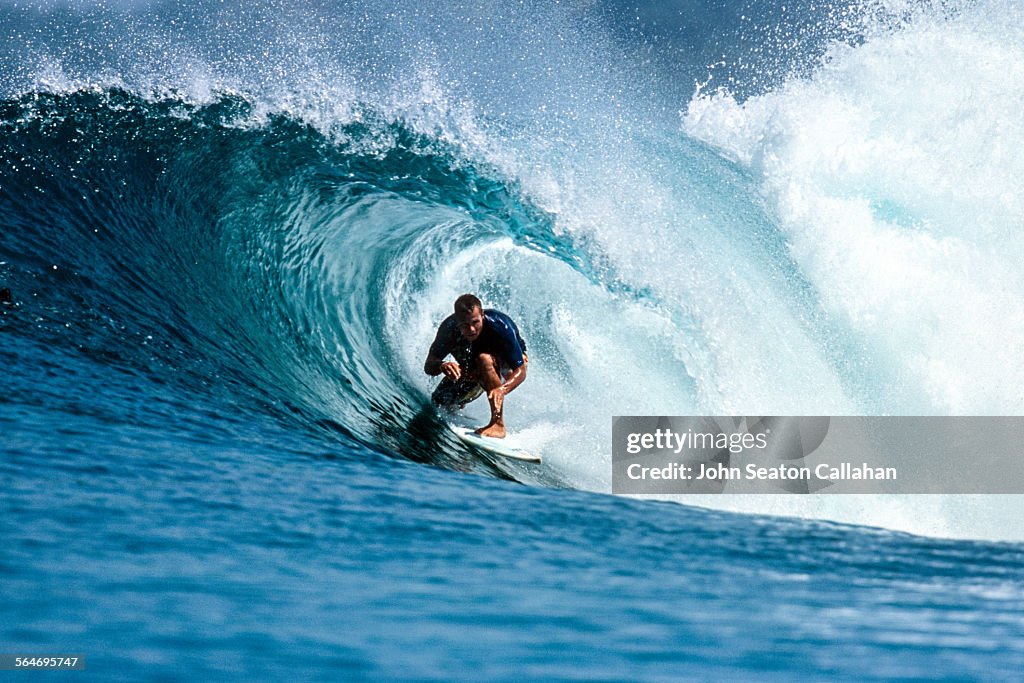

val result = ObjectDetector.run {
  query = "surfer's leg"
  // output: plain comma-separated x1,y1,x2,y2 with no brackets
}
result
473,353,506,438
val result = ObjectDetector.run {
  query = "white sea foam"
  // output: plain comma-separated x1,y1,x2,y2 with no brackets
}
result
684,0,1024,415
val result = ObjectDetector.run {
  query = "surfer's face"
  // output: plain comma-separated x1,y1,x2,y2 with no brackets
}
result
457,307,484,341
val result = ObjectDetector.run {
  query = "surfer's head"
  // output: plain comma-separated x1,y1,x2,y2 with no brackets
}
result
454,293,484,341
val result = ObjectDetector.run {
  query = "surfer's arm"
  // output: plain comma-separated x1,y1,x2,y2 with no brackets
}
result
500,356,527,394
497,320,526,395
424,355,445,375
424,321,460,378
425,354,462,380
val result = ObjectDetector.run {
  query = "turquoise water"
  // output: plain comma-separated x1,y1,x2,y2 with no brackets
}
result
4,0,1024,678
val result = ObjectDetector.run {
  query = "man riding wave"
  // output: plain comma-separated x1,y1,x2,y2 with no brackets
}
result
424,294,528,439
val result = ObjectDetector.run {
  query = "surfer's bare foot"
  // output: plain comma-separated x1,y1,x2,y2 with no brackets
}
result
477,423,506,439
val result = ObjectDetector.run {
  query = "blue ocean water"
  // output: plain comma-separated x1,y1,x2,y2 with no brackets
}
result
4,0,1024,679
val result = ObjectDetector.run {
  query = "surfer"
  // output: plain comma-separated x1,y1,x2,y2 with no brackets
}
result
424,294,528,439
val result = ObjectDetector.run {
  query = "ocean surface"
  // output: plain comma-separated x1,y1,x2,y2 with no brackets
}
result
3,0,1024,679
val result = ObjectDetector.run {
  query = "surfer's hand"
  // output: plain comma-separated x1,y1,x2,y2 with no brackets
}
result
441,361,461,381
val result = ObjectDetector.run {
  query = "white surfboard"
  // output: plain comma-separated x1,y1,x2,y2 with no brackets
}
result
448,425,542,463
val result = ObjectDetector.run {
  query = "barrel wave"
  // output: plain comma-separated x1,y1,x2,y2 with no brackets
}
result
4,0,1024,678
1,87,576,477
0,81,854,490
4,0,1024,531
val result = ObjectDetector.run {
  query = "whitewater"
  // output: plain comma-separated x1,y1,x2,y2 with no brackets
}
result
3,0,1024,678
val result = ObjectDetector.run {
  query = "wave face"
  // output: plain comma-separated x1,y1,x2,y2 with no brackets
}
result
4,2,1024,675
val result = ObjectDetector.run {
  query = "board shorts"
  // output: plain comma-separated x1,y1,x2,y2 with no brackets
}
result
431,375,486,409
430,359,519,409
